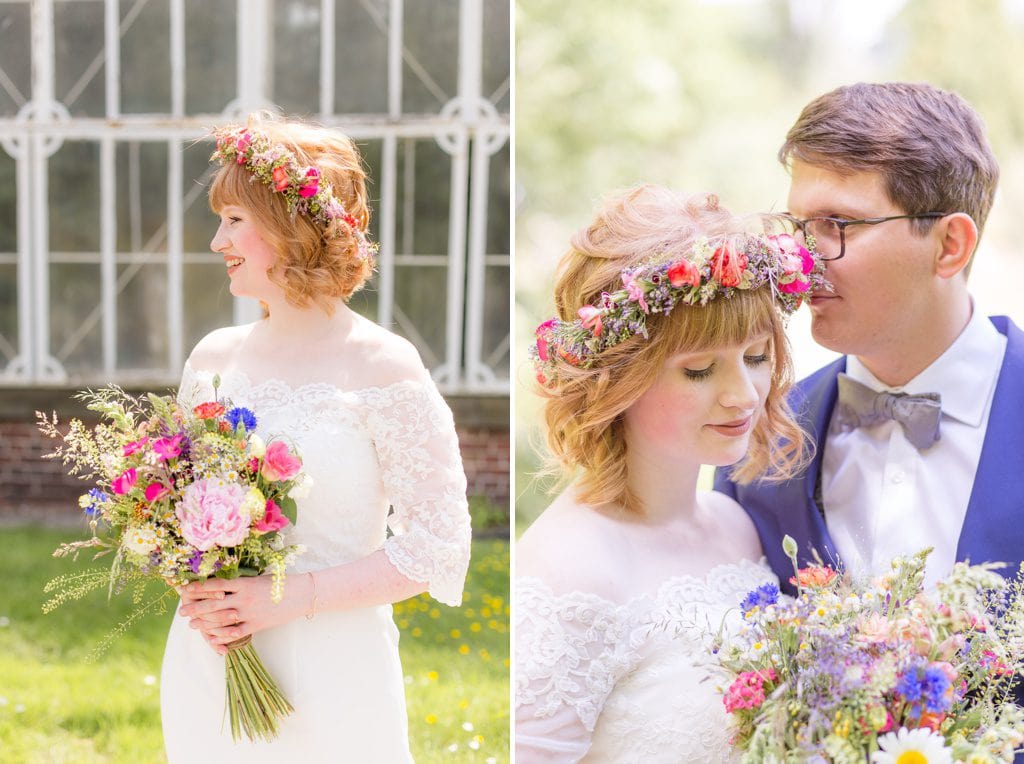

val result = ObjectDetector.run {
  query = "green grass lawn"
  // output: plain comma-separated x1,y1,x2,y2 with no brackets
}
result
0,526,509,763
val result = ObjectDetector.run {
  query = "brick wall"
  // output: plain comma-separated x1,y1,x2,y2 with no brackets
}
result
0,390,509,524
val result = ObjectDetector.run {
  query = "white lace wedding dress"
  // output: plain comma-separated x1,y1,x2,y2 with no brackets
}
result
161,362,472,762
515,558,776,763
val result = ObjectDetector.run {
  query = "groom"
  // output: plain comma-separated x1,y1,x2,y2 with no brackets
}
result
715,82,1024,595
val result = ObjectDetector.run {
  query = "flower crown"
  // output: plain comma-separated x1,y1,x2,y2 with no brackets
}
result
531,232,829,382
210,125,378,262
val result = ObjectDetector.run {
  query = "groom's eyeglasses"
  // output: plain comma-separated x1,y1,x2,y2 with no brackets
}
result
778,212,951,261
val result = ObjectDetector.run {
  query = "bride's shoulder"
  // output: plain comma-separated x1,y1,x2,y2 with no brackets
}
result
517,493,627,603
186,323,258,371
340,315,431,390
697,489,762,561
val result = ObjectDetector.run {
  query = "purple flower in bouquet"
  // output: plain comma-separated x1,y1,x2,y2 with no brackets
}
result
175,478,251,550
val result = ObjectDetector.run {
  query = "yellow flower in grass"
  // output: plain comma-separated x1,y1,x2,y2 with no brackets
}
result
450,629,461,639
458,644,470,655
425,714,437,725
427,671,438,681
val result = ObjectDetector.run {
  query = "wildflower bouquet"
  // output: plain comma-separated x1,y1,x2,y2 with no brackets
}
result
718,537,1024,763
37,384,309,742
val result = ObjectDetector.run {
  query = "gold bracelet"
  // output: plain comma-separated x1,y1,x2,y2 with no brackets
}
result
305,571,318,621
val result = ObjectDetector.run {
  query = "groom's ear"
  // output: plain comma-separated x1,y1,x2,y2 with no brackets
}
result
934,212,977,280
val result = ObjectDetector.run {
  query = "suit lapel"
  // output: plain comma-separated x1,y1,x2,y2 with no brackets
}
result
957,317,1024,569
789,357,845,568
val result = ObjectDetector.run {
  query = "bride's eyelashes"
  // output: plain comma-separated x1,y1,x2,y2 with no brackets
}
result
682,353,771,381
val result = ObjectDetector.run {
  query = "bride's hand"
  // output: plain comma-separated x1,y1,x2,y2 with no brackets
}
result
178,575,309,655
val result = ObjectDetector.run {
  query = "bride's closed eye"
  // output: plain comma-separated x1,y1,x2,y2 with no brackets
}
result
683,352,770,381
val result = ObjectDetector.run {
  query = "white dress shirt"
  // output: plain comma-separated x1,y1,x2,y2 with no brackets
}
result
822,306,1007,589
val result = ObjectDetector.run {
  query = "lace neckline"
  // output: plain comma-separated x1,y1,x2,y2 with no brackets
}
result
182,359,429,399
517,557,772,611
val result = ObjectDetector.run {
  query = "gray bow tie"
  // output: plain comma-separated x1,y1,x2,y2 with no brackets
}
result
835,373,942,450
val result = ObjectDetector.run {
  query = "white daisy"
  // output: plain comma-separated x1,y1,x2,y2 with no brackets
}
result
871,727,952,764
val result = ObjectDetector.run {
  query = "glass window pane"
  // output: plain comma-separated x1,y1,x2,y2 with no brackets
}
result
55,0,105,118
0,149,15,253
393,264,447,368
0,264,17,366
121,0,171,114
396,138,451,256
402,0,458,114
0,2,31,118
358,137,383,244
49,141,100,253
50,263,102,376
117,141,170,253
334,0,389,114
117,263,168,370
483,0,510,113
486,142,510,255
182,139,218,254
482,264,509,380
273,0,321,115
347,274,379,323
185,0,236,115
183,262,232,357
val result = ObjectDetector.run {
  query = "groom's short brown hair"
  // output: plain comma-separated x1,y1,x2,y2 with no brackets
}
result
779,82,999,238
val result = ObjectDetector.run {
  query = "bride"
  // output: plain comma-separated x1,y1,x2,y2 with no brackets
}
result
515,186,821,762
161,115,472,761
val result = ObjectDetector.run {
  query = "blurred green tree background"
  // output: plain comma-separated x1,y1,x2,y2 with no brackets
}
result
515,0,1024,531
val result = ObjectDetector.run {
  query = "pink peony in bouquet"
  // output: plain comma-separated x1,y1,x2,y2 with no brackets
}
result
38,383,309,742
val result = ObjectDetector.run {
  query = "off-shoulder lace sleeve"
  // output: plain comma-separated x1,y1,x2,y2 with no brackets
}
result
362,380,472,606
515,577,638,763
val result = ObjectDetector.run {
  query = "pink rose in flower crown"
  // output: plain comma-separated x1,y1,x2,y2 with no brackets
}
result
235,131,252,163
272,165,289,192
299,167,319,198
255,499,290,534
111,468,138,495
667,258,701,288
711,244,747,288
577,305,604,337
261,441,302,482
176,478,250,550
535,319,556,362
769,233,816,294
621,273,649,313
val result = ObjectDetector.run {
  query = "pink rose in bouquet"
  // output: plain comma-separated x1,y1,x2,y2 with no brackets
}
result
261,441,302,482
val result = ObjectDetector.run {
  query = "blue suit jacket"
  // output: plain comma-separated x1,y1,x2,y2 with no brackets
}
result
715,316,1024,594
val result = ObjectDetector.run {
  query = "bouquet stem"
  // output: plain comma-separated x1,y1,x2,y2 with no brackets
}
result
223,636,294,742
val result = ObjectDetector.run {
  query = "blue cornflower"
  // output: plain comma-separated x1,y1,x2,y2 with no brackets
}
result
921,666,952,713
225,407,258,432
82,488,109,517
896,668,924,702
740,582,780,615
